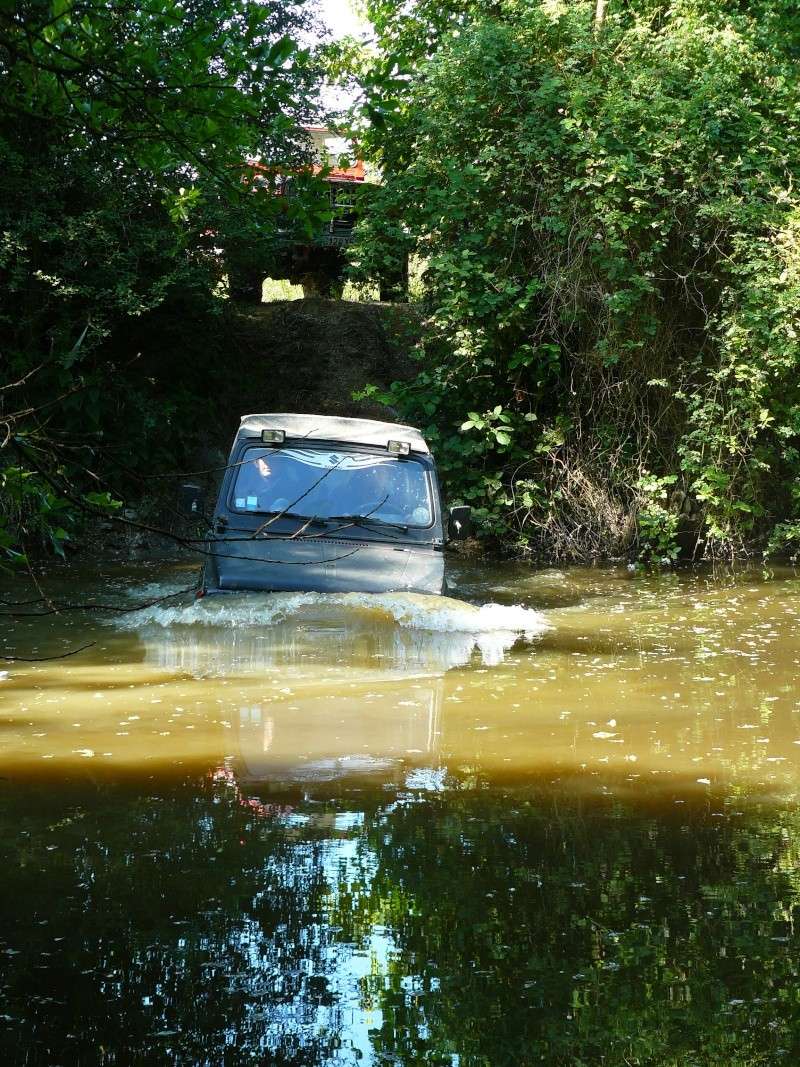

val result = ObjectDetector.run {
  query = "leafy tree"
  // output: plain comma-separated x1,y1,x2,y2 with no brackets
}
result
0,0,327,564
350,0,800,560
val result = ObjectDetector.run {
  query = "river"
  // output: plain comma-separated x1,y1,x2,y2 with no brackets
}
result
2,560,800,1064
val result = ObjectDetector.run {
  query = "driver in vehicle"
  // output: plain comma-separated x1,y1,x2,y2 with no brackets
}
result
235,454,294,513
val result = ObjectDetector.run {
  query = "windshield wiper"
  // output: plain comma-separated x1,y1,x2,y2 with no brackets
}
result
245,511,329,535
326,513,409,532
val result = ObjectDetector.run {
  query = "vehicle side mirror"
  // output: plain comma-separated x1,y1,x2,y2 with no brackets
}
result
178,483,205,517
449,505,473,541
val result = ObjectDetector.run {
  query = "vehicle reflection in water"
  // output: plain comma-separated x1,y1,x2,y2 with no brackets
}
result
134,593,532,788
232,684,441,785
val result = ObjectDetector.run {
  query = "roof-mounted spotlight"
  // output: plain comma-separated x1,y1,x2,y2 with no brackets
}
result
387,439,411,456
261,428,286,445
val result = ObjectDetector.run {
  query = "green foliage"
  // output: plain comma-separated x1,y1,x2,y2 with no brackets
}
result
0,464,73,565
0,448,127,567
635,473,680,563
349,0,800,559
765,519,800,561
0,0,327,556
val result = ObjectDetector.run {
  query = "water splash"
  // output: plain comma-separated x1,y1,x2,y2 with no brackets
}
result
113,589,550,638
111,589,550,673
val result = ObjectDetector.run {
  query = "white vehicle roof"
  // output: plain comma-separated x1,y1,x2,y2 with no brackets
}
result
236,413,430,454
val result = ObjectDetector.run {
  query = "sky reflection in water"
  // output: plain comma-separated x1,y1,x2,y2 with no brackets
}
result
2,562,800,1063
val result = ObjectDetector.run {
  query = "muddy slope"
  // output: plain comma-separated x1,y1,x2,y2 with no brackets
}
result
227,298,420,428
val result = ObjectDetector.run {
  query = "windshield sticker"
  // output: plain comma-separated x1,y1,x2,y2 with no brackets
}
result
270,448,397,471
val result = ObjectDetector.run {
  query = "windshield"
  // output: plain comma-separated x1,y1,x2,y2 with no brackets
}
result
230,447,434,527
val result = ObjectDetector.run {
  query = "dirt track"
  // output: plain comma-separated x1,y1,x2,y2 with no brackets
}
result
227,298,420,430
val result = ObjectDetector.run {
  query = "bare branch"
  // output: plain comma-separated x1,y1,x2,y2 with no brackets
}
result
1,642,95,661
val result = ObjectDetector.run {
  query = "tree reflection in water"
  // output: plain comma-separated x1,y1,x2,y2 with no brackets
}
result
0,774,363,1065
349,782,800,1066
2,772,800,1064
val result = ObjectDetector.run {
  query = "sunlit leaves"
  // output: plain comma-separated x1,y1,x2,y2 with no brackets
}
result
349,0,800,558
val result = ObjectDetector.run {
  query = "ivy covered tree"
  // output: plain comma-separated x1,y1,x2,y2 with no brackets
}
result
350,0,800,560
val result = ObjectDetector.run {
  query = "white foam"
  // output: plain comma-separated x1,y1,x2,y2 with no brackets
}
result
114,589,550,639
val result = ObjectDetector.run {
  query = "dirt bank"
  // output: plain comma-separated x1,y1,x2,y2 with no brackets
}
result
227,298,420,427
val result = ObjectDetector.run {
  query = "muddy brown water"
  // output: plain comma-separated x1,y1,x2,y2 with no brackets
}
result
2,561,800,1064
